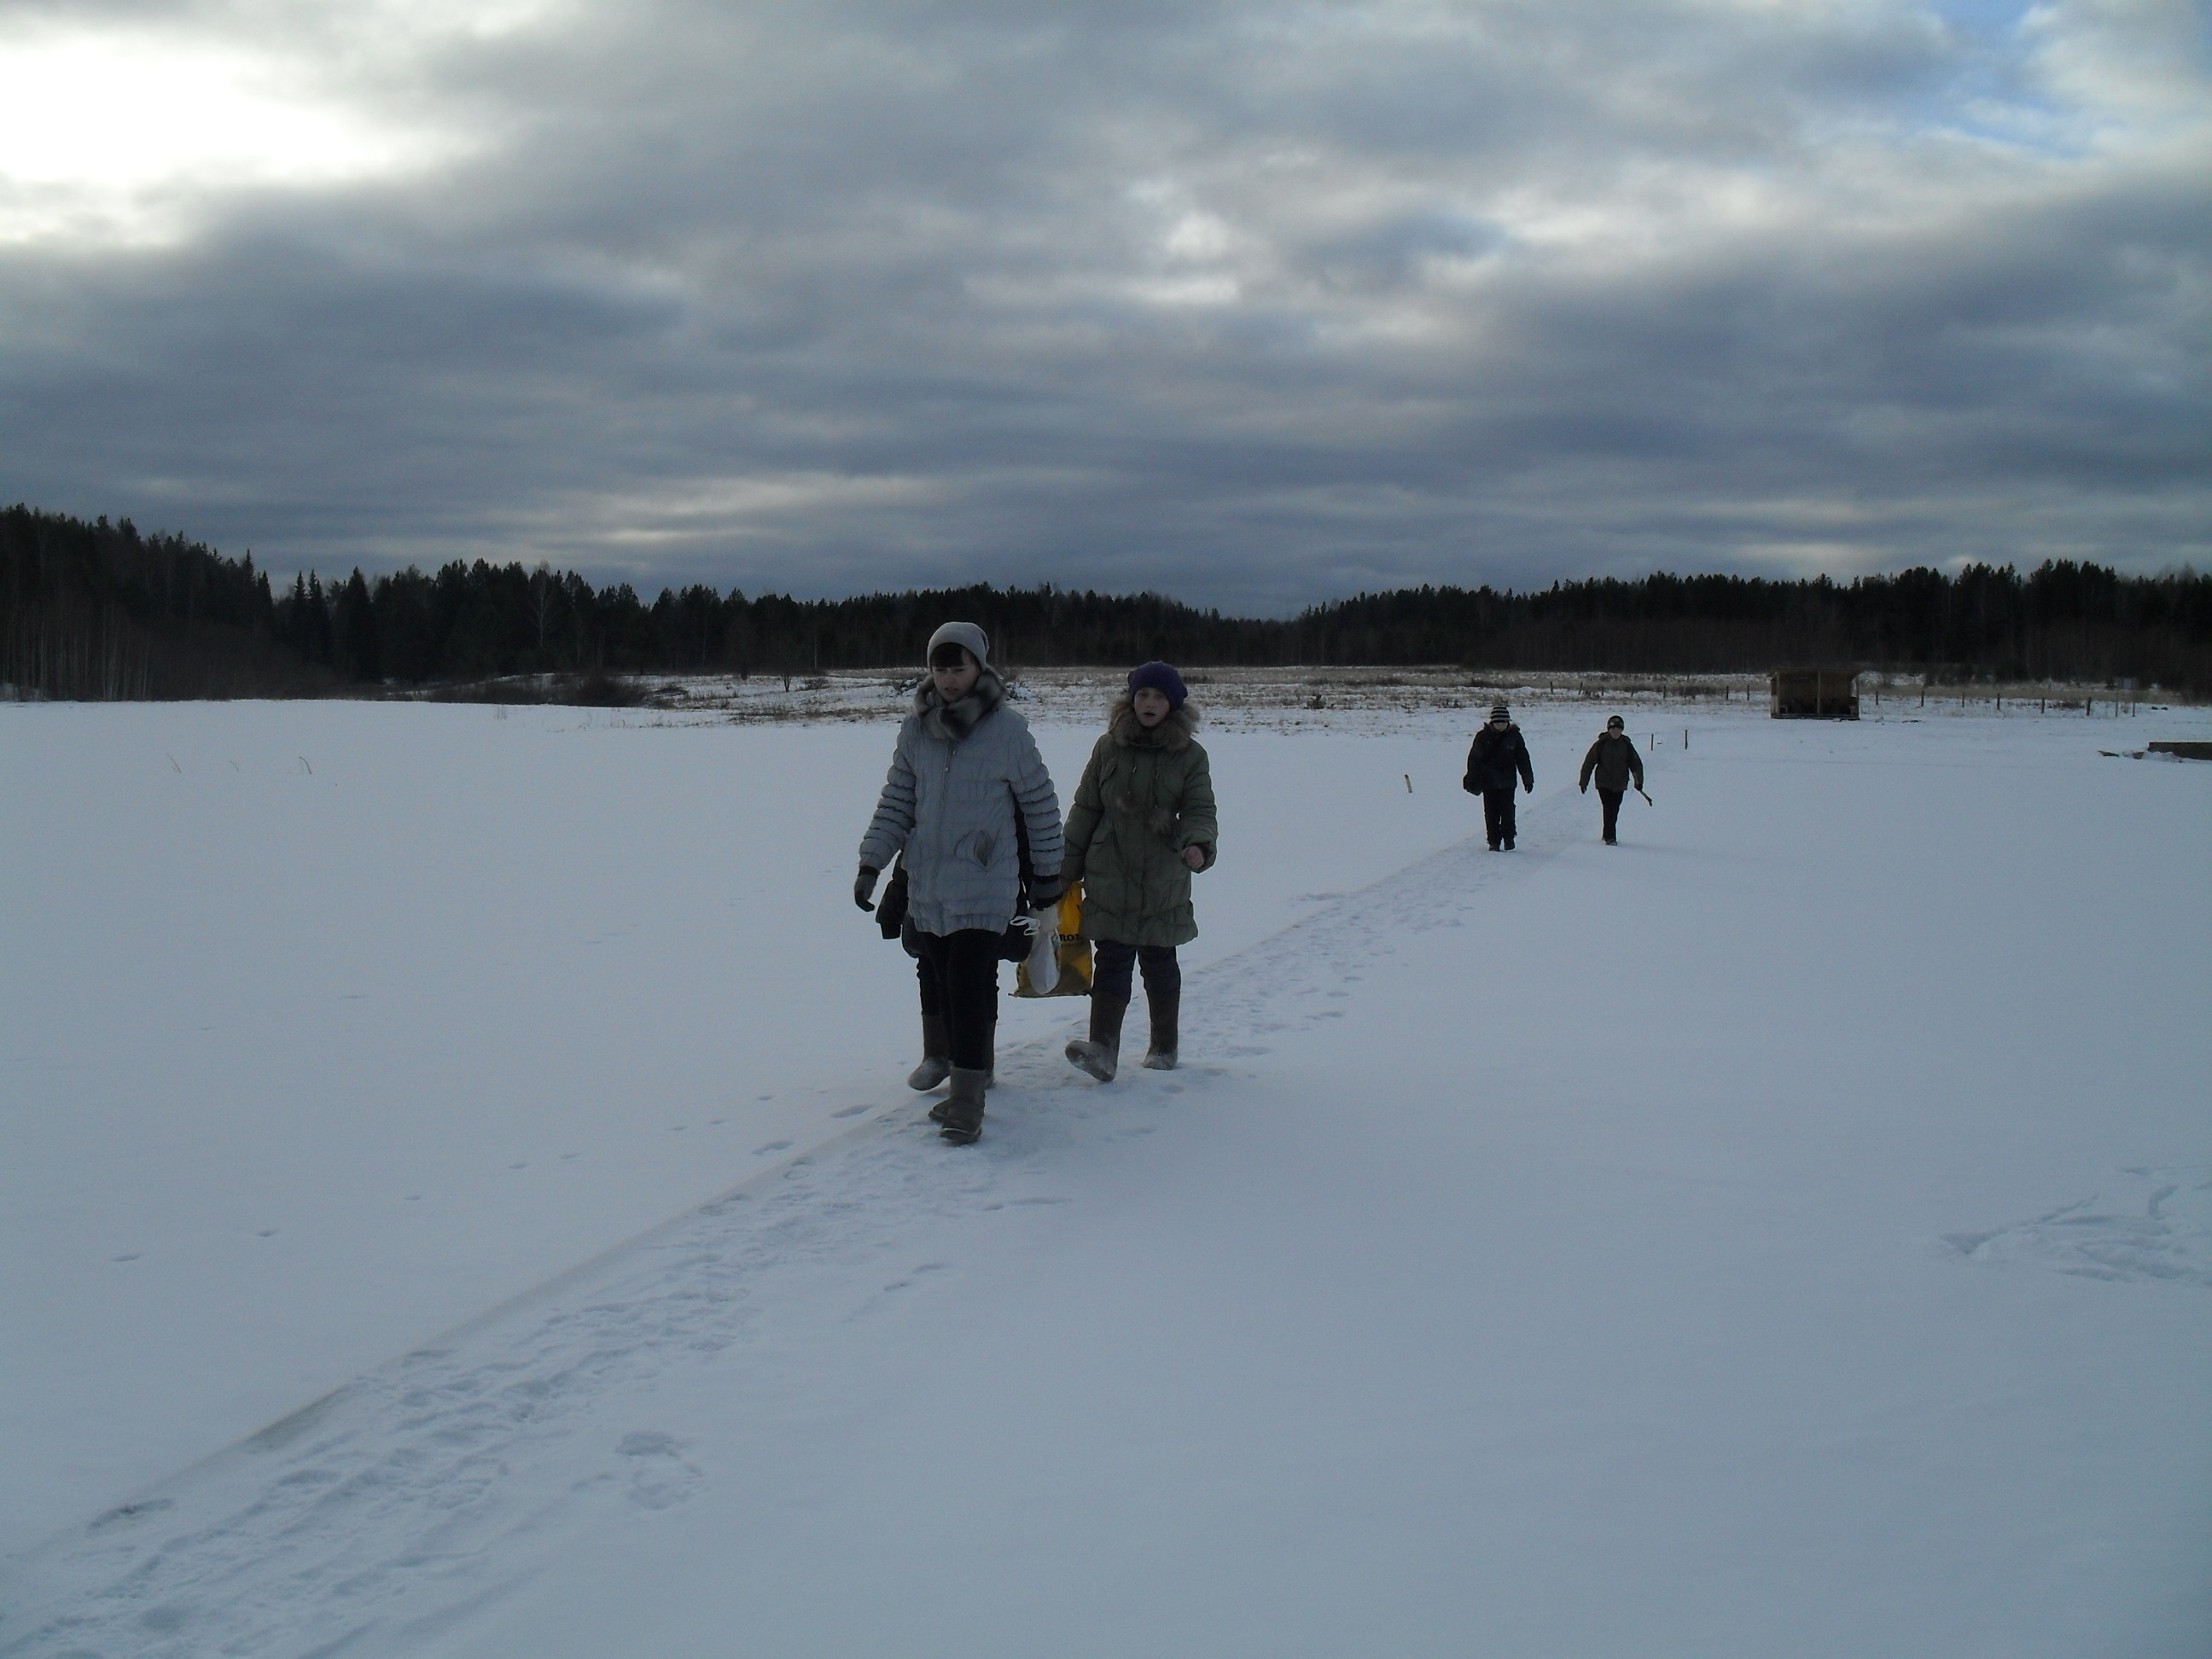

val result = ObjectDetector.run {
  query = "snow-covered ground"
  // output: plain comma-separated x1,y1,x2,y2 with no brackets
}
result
3,690,2206,1656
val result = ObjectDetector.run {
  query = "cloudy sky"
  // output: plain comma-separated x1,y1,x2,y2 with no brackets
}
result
0,0,2203,612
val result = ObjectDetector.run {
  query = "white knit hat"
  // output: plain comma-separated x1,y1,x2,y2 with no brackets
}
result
926,620,992,672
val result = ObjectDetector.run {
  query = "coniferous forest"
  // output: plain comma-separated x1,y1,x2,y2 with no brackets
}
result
3,504,2208,700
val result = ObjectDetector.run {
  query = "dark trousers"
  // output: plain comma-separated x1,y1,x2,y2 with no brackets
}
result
912,929,1000,1070
1091,939,1179,1004
1599,787,1623,841
1481,787,1517,847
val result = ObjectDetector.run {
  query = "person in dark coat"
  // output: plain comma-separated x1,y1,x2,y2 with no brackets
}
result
1577,714,1644,846
1464,702,1534,850
1060,661,1217,1081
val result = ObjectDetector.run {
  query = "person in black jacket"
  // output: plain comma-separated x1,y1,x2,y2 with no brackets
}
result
1577,714,1645,845
1464,702,1534,849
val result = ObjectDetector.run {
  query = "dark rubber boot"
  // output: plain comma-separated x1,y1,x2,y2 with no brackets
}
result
908,1014,951,1092
1140,985,1179,1070
1065,994,1128,1083
938,1067,989,1144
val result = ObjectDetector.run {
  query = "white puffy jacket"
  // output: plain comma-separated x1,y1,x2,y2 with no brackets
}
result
859,684,1063,936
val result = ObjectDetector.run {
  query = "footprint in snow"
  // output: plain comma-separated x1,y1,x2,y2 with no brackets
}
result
753,1140,794,1155
885,1262,953,1291
830,1103,871,1118
617,1430,702,1511
1944,1167,2212,1288
89,1497,174,1531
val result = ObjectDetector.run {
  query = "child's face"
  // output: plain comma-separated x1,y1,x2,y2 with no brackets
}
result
1132,687,1172,726
932,653,980,700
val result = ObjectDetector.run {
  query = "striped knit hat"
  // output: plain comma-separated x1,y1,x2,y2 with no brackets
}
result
1489,702,1510,723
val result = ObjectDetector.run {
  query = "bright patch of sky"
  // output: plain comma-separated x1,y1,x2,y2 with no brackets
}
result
1817,0,2209,180
0,39,429,244
1926,0,2036,36
0,0,567,245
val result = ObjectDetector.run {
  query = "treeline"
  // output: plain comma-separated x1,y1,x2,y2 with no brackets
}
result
0,505,304,699
1298,565,2212,689
4,503,2208,699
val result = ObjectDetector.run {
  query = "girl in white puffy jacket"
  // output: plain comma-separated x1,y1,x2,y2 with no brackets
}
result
854,621,1062,1144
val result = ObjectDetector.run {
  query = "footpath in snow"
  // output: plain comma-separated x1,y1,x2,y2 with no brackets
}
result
2,696,2207,1657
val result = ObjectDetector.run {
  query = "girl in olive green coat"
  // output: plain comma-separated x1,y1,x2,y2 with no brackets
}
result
1062,661,1218,1081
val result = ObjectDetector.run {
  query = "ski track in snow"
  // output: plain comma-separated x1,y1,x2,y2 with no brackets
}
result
0,790,1584,1659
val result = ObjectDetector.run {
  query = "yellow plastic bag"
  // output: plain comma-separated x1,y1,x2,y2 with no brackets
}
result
1014,883,1091,998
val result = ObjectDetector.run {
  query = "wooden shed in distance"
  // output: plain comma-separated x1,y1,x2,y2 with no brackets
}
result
1769,668,1860,719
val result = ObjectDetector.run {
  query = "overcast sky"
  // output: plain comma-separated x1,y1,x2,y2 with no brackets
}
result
0,0,2203,613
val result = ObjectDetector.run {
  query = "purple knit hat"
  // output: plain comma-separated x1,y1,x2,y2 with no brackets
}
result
1127,661,1187,710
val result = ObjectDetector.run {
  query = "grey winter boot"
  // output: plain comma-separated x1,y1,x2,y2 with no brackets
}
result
931,1022,997,1125
907,1014,952,1092
937,1067,989,1144
1064,994,1128,1083
1139,984,1179,1070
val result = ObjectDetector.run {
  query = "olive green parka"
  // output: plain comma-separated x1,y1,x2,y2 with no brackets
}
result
1061,699,1219,947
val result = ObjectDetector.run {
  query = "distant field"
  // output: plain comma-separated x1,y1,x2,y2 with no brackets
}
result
393,663,2199,725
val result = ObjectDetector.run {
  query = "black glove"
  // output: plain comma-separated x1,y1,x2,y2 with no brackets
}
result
1029,875,1063,906
853,865,879,911
1580,783,1588,793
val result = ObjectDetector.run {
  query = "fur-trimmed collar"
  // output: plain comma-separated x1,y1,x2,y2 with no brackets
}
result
914,670,1006,742
1108,696,1199,751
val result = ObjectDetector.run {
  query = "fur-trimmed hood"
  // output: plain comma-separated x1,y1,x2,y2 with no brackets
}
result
1060,700,1217,949
1107,696,1200,752
913,669,1007,742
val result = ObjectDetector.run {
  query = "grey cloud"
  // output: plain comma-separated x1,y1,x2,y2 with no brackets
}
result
0,0,2204,614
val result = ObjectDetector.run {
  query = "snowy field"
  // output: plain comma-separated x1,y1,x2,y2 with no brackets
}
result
2,689,2207,1657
